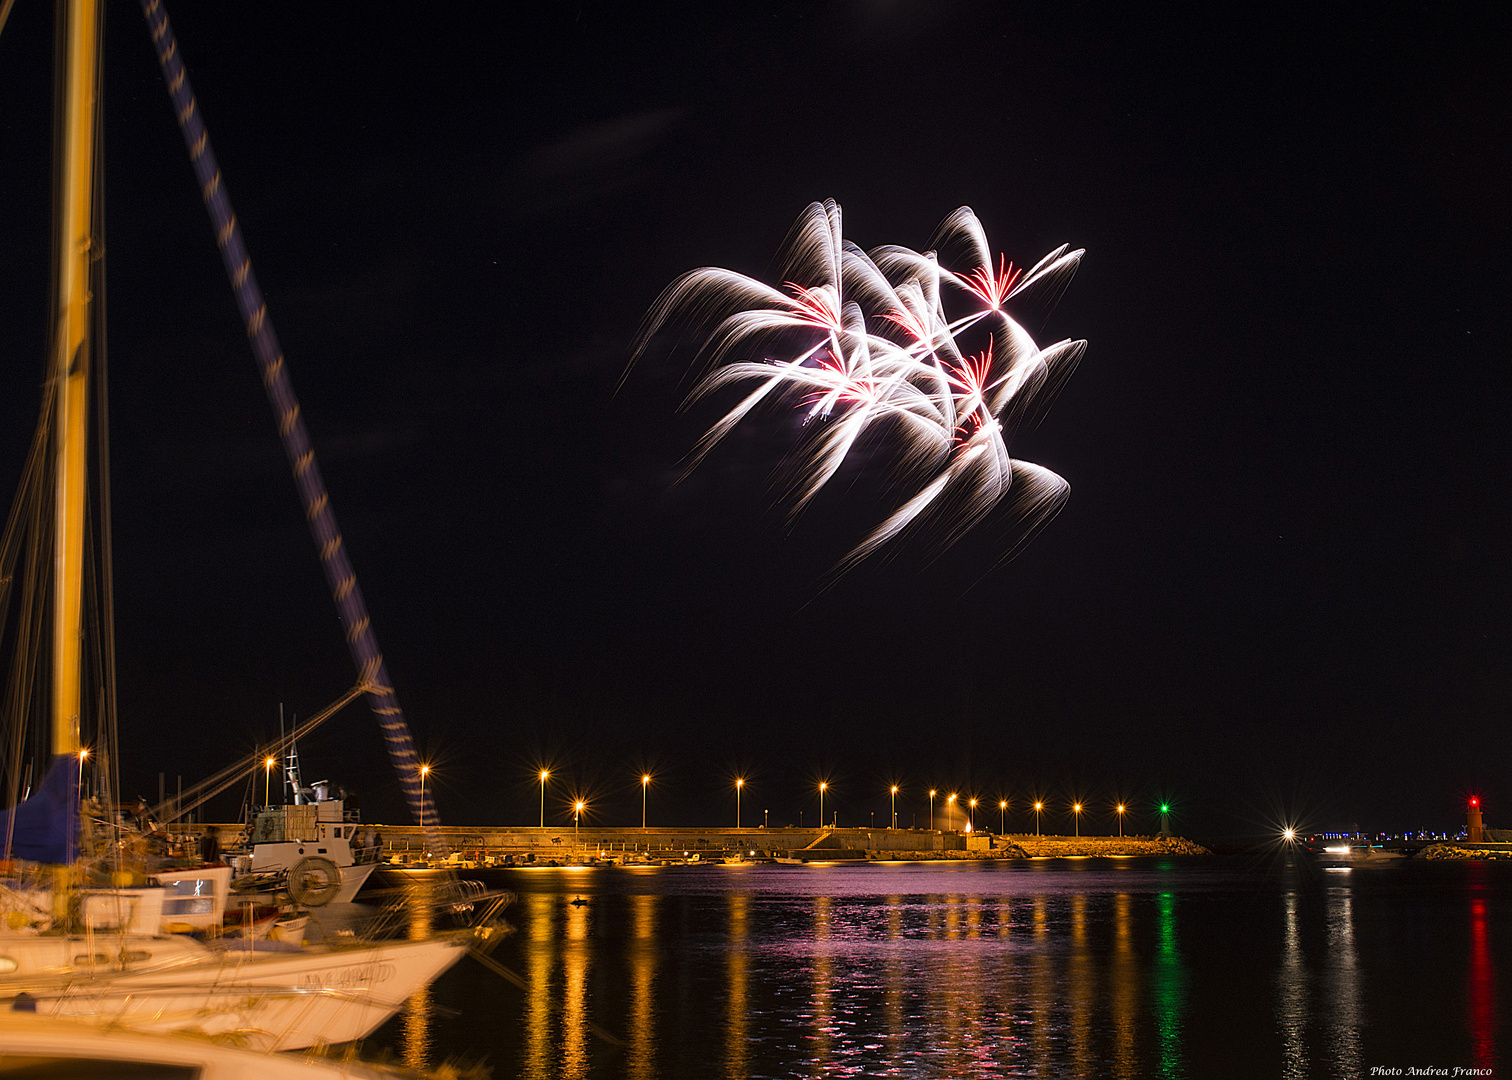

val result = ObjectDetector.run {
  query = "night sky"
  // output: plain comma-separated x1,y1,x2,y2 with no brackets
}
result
0,4,1506,840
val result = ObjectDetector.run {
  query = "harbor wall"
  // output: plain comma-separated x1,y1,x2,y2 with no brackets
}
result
196,823,1205,858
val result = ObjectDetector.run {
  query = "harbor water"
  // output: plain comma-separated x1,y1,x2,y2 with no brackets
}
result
372,855,1510,1078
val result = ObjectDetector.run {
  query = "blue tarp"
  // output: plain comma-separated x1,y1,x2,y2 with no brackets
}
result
0,756,79,863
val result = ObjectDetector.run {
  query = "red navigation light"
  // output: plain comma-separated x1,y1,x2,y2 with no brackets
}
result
1471,797,1480,807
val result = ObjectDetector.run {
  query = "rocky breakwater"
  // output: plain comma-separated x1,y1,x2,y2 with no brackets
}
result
1013,836,1211,857
1419,844,1512,860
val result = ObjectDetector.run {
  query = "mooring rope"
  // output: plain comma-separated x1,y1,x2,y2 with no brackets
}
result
138,0,446,855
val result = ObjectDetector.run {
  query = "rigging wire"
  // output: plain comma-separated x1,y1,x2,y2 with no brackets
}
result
154,682,367,825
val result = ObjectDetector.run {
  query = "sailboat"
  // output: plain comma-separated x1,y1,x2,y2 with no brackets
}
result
0,0,481,1051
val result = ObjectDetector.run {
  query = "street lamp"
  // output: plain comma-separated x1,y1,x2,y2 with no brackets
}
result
539,769,550,828
969,797,978,832
1072,802,1082,837
999,799,1007,835
929,789,937,830
947,793,957,831
78,748,88,800
1116,803,1126,837
890,785,899,829
641,774,651,829
819,782,828,828
574,800,585,846
419,764,431,857
264,756,275,808
1034,801,1043,837
736,778,745,829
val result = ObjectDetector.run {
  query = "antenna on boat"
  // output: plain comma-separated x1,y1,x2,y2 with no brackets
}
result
139,0,447,856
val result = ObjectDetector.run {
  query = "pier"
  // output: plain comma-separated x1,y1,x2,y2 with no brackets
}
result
197,822,1208,861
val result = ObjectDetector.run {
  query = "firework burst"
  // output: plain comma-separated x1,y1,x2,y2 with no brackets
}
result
628,200,1086,569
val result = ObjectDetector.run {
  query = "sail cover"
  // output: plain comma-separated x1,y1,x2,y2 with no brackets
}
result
0,757,79,863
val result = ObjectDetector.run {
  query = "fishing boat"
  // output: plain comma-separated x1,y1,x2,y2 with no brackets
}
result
224,747,382,906
0,0,483,1050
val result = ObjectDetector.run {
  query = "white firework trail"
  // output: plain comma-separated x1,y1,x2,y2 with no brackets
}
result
628,200,1086,569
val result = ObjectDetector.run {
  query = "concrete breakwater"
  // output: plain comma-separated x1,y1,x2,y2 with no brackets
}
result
197,821,1208,860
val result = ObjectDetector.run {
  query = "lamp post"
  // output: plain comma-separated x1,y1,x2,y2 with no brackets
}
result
419,764,431,857
999,799,1007,835
78,748,88,801
969,798,978,832
736,778,744,829
890,785,898,829
1034,801,1043,837
1116,803,1126,837
264,756,275,808
641,774,650,829
947,793,957,831
539,769,550,828
929,789,937,830
819,782,828,828
574,800,584,847
1073,802,1082,838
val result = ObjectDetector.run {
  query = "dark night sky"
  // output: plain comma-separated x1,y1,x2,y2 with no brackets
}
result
1,4,1507,840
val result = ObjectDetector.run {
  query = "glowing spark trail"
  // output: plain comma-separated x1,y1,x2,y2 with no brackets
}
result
629,200,1086,568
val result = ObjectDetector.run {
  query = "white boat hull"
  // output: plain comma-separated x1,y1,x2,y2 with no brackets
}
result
1,932,470,1050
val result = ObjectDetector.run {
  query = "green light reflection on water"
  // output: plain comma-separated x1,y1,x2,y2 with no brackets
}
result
1152,890,1187,1078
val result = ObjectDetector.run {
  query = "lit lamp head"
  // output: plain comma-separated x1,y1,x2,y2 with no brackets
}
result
1117,804,1125,814
78,748,89,762
1283,828,1296,841
948,793,957,805
819,782,827,792
1034,801,1043,811
929,789,937,799
540,769,550,782
970,798,978,809
1000,800,1007,810
575,800,585,813
736,778,744,789
1073,803,1081,813
642,774,650,786
891,785,898,794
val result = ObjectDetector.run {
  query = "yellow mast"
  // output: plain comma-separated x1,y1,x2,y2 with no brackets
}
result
51,0,101,761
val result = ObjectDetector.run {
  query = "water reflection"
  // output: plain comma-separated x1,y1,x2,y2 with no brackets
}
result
1324,886,1361,1077
1031,895,1052,1066
1111,893,1136,1079
1152,892,1186,1078
390,860,1512,1079
400,878,435,1070
1069,893,1092,1077
810,894,832,1075
522,891,556,1080
1468,870,1497,1072
562,900,592,1079
627,891,658,1080
726,892,749,1079
1276,890,1309,1079
884,895,904,1070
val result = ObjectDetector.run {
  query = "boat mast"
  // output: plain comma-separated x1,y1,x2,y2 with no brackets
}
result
50,0,102,764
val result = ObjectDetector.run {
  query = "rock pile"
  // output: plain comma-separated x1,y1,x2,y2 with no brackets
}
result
1419,844,1512,860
